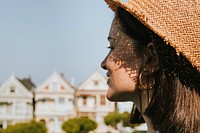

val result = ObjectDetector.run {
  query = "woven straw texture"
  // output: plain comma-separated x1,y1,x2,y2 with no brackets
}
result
105,0,200,72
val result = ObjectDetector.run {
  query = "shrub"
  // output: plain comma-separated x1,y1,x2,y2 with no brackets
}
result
62,117,97,133
104,112,134,129
2,120,47,133
104,112,121,129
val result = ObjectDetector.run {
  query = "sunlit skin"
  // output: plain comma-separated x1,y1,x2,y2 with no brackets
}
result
101,15,158,132
101,16,143,102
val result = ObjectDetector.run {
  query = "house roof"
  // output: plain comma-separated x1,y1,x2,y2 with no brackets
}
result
36,71,75,93
78,71,108,91
18,77,36,91
0,76,33,98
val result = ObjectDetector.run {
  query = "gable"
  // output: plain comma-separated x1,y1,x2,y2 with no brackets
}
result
78,71,108,90
36,72,74,93
0,76,33,98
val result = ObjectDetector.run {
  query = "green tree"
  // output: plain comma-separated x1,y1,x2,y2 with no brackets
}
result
120,112,131,127
104,112,134,129
2,120,47,133
62,117,97,133
104,112,121,129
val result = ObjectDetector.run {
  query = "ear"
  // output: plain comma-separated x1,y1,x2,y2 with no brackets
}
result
139,42,159,89
142,42,159,73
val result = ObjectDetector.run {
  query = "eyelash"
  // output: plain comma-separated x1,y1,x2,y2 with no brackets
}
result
107,46,114,50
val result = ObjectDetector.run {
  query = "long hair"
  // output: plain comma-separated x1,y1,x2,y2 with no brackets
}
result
116,7,200,132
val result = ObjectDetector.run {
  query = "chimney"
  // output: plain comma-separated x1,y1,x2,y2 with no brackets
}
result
60,73,64,78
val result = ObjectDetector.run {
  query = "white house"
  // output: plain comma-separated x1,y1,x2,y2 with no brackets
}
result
76,71,116,133
35,72,75,133
0,76,34,129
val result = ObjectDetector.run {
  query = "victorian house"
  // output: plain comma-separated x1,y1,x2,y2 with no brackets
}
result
76,71,115,133
0,76,34,130
34,72,75,133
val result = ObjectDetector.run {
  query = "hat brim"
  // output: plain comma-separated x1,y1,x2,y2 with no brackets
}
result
105,0,200,72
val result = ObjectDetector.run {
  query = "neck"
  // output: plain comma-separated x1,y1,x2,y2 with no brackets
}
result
142,113,156,132
132,89,155,132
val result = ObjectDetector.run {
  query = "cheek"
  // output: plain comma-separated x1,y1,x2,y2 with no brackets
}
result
114,68,138,92
113,42,142,73
107,67,138,101
105,46,141,101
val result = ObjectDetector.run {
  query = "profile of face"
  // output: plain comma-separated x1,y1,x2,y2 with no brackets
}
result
101,16,143,102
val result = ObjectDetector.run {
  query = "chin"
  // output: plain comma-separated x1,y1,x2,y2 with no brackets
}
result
106,95,115,101
106,91,133,102
106,92,117,101
106,93,128,102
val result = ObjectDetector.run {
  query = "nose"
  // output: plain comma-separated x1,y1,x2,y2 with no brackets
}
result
101,57,107,70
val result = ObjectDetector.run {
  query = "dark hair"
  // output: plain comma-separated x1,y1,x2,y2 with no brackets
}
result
116,7,200,133
116,7,151,46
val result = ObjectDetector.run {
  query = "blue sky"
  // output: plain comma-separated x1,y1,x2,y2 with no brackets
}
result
0,0,114,86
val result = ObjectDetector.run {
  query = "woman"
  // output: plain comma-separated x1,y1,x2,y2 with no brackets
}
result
101,0,200,132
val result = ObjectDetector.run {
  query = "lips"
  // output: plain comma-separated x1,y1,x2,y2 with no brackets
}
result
106,72,110,77
106,72,111,85
107,78,110,85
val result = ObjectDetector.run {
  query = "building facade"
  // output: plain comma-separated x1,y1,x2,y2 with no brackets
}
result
35,72,75,133
0,71,134,133
76,71,116,133
0,76,33,129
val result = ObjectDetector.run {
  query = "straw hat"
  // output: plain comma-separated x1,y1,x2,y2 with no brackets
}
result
105,0,200,72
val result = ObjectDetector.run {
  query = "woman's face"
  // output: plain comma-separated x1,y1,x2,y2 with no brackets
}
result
101,16,142,101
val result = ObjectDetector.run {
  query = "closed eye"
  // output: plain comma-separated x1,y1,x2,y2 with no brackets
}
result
107,46,114,50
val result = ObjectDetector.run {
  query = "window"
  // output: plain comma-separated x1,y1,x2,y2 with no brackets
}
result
10,86,15,93
87,97,95,107
61,85,65,90
0,105,4,114
58,97,65,104
45,85,48,90
40,100,46,109
49,119,55,129
94,80,99,85
7,105,12,114
68,98,73,102
16,102,24,115
25,104,31,115
51,82,59,90
83,97,87,105
100,95,106,105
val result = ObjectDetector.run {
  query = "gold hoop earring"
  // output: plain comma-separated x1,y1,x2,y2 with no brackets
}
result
139,71,155,89
139,71,147,89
